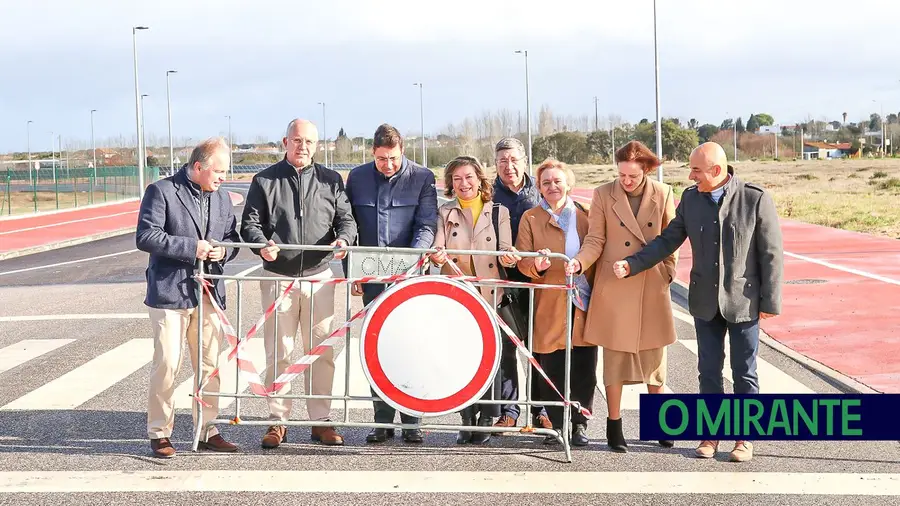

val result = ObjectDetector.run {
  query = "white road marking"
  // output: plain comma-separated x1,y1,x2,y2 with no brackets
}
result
0,249,139,277
0,314,149,322
784,251,900,286
0,339,75,375
0,470,897,494
173,339,266,411
0,210,137,236
0,339,153,411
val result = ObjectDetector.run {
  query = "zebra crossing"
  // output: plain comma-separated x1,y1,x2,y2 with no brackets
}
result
0,311,819,413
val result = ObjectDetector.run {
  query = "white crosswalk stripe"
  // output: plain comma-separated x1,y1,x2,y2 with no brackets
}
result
0,339,74,375
1,339,152,411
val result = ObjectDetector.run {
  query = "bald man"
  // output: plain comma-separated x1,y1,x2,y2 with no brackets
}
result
241,118,357,449
612,142,783,463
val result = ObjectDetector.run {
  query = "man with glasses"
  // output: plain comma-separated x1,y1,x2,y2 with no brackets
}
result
345,123,438,444
490,137,552,432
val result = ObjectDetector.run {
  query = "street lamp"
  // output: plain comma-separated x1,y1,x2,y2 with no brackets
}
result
132,25,149,198
140,94,149,163
727,110,737,161
873,99,885,158
226,115,233,180
26,120,32,185
317,101,327,167
166,70,177,176
514,50,533,176
652,0,663,182
413,82,426,166
90,110,97,178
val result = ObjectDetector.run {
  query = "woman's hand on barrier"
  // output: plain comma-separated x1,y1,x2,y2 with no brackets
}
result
351,282,363,296
534,248,552,272
261,240,280,262
565,258,582,276
430,247,448,266
499,246,521,268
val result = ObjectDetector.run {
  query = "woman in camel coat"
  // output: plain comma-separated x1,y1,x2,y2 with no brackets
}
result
516,158,596,446
431,155,520,445
568,140,678,453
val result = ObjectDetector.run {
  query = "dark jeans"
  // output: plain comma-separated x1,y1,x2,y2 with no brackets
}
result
693,310,760,395
534,345,598,427
499,289,547,419
364,290,421,425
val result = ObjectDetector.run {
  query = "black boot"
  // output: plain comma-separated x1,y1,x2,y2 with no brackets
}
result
606,417,627,453
572,423,589,447
457,409,475,444
469,412,493,445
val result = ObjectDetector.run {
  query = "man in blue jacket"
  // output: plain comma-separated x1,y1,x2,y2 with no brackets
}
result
136,137,241,458
345,123,437,444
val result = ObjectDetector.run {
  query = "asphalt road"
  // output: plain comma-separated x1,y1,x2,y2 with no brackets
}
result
0,184,898,504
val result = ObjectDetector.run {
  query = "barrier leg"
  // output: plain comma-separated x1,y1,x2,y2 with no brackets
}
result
191,268,205,452
234,280,243,421
343,252,352,424
562,281,575,463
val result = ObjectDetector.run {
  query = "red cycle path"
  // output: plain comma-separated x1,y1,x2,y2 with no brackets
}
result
570,187,900,393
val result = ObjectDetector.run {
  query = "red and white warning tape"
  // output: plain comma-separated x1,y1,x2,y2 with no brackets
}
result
443,259,593,420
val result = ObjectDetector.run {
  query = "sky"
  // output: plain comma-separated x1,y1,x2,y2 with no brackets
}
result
2,0,899,152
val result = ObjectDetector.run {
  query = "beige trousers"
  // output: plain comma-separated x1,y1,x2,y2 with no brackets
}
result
147,297,222,440
261,268,336,421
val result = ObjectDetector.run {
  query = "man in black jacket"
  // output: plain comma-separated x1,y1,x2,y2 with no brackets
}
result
240,118,357,449
490,137,552,432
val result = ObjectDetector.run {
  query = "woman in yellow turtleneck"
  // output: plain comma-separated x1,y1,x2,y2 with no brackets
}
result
431,155,520,445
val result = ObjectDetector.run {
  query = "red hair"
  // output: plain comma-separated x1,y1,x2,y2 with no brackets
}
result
615,140,660,174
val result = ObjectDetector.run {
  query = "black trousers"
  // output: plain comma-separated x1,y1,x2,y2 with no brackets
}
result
534,345,598,428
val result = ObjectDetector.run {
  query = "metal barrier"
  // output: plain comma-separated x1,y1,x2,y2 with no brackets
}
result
192,242,586,462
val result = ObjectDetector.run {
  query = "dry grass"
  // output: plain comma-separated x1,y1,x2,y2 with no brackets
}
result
566,158,900,239
1,191,118,215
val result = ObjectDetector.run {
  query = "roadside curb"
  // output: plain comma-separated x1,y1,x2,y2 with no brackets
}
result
669,279,880,395
0,227,137,261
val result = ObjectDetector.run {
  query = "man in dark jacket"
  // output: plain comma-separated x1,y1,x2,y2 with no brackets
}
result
136,137,241,458
240,118,357,449
490,137,552,432
345,123,437,444
611,142,783,463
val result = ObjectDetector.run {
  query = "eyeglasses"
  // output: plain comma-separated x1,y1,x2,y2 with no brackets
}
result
376,156,400,164
497,157,522,165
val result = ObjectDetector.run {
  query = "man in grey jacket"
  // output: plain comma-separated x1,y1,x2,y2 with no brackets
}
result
612,142,783,463
240,118,357,449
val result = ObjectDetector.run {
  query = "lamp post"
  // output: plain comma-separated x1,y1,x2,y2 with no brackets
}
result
514,50,533,176
226,115,233,180
26,120,33,185
413,82,426,166
140,94,149,164
317,101,327,167
133,25,149,197
166,70,177,176
90,109,97,178
652,0,663,181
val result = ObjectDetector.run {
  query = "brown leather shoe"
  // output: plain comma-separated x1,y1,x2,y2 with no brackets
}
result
150,437,175,458
493,415,517,428
695,440,719,459
729,441,754,462
534,415,553,430
261,425,287,449
199,434,238,452
311,426,344,446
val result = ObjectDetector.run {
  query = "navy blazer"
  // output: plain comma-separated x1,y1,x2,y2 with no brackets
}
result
136,167,240,310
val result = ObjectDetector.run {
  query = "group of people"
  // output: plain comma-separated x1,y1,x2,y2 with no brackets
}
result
136,118,783,464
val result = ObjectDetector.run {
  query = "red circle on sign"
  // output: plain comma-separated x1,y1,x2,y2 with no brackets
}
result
363,278,498,415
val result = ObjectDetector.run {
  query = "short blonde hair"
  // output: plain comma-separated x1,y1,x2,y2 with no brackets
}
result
442,155,493,203
535,158,576,189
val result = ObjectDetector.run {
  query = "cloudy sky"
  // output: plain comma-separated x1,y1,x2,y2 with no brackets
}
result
1,0,897,152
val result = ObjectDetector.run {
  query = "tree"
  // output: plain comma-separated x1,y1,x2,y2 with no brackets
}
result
146,155,160,167
335,127,352,162
888,113,898,125
869,113,882,132
755,113,774,126
842,112,848,124
720,118,734,130
660,119,699,161
697,124,719,143
538,104,555,136
688,118,699,130
746,114,760,133
829,121,842,131
735,117,745,133
586,130,612,162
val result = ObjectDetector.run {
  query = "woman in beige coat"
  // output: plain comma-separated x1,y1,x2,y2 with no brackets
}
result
516,159,596,446
431,155,520,445
568,140,678,452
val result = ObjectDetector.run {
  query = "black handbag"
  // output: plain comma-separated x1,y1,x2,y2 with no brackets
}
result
490,203,529,340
